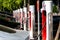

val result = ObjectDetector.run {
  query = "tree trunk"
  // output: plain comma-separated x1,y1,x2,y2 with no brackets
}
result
54,22,60,40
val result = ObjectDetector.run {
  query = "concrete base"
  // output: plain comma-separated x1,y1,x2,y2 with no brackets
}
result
30,38,34,40
0,30,29,40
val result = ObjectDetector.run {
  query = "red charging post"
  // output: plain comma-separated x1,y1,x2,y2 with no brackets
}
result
28,5,35,40
42,9,46,40
42,1,52,40
28,11,31,30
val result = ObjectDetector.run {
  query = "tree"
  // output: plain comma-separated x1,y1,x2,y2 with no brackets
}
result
52,5,58,13
0,0,23,13
0,0,3,11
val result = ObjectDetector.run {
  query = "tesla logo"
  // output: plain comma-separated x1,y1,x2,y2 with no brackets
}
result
42,2,46,9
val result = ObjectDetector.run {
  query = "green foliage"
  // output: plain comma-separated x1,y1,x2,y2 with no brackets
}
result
52,5,58,13
0,0,23,13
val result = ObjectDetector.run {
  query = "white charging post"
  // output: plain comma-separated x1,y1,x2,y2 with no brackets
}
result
28,5,35,40
23,7,27,31
42,1,52,40
20,8,23,29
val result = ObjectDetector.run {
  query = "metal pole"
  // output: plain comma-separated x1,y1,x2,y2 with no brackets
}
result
27,0,30,31
27,0,30,11
37,0,40,40
24,0,26,7
38,11,40,40
23,0,27,31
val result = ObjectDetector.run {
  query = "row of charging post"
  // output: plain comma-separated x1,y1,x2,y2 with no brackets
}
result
13,1,53,40
13,5,35,40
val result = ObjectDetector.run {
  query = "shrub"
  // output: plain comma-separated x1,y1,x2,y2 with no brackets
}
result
52,5,59,13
